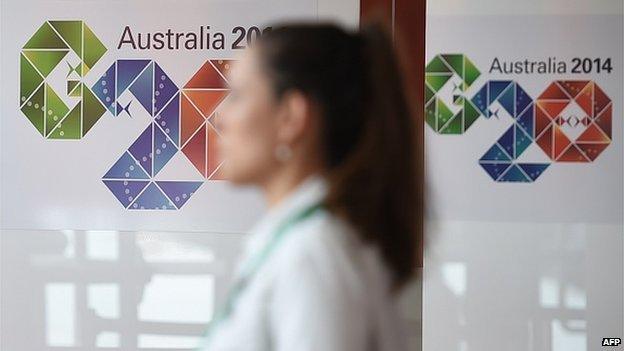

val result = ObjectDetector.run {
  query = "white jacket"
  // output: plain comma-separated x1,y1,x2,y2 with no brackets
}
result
200,175,407,351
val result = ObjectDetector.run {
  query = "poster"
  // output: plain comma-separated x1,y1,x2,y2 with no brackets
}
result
425,13,623,223
1,0,320,232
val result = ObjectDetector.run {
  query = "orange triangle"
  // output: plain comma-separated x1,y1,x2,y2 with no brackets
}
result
184,61,228,89
538,82,569,100
558,81,589,99
557,144,589,162
594,104,612,139
211,60,233,79
206,124,221,178
536,125,554,159
537,101,569,119
574,83,593,116
576,123,610,143
181,93,206,146
182,124,206,176
184,90,228,118
593,84,611,117
535,105,552,136
553,126,571,158
577,143,610,161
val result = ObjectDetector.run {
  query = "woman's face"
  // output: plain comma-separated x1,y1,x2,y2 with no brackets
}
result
217,48,282,185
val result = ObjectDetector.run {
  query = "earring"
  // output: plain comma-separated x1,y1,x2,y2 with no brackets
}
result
274,144,293,162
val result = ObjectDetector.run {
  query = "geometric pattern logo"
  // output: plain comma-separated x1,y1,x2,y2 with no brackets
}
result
425,54,614,183
19,21,107,139
96,59,231,210
425,54,482,134
534,81,612,162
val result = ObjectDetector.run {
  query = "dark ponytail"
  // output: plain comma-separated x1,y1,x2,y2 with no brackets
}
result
256,22,421,291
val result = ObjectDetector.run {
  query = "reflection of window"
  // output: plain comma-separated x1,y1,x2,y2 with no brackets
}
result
37,230,244,349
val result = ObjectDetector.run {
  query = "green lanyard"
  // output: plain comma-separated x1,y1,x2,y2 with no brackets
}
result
197,202,324,350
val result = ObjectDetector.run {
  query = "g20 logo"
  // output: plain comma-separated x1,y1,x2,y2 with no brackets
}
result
20,21,231,210
425,54,612,182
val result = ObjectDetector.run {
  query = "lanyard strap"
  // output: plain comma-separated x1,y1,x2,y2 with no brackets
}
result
198,202,324,349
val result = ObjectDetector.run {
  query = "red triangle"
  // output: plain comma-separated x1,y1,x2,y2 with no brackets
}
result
536,125,554,159
182,124,206,176
574,83,593,116
181,93,205,146
184,90,228,118
553,126,571,158
577,143,610,161
594,104,612,139
576,123,610,143
593,84,611,117
206,124,221,178
535,105,552,136
558,81,589,99
557,144,589,162
537,101,569,119
211,60,233,79
184,61,228,89
538,82,569,100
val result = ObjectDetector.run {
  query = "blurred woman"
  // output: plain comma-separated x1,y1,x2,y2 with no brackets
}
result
199,22,421,351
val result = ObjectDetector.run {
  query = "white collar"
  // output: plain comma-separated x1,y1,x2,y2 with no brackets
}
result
241,174,328,266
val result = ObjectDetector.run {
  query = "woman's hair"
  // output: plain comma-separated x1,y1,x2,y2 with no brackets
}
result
256,22,421,291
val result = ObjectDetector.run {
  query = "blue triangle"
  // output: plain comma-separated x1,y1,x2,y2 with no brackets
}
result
155,93,180,146
480,143,511,162
129,62,154,115
129,182,175,210
103,152,149,179
488,81,512,105
514,125,532,158
518,163,550,181
471,85,489,116
103,180,149,208
497,127,515,158
479,162,511,180
92,63,116,114
517,104,534,137
128,125,153,176
156,181,203,209
154,63,178,114
515,84,533,117
116,59,150,98
497,83,515,117
153,122,178,176
499,164,530,182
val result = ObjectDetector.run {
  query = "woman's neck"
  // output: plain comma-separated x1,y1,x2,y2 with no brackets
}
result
262,163,322,208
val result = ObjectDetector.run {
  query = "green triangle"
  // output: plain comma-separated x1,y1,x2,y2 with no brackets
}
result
20,84,45,135
440,113,463,134
49,21,82,57
464,56,480,87
83,23,107,70
425,84,435,105
49,102,81,139
22,50,69,77
426,55,452,74
425,73,452,93
436,99,454,131
425,99,437,131
82,87,107,136
441,54,464,78
23,22,68,49
67,80,80,95
464,100,481,130
45,84,70,135
20,53,44,102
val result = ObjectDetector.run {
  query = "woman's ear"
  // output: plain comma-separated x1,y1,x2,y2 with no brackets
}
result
276,90,314,145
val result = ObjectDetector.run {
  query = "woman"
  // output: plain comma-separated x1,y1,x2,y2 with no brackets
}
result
199,22,421,351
